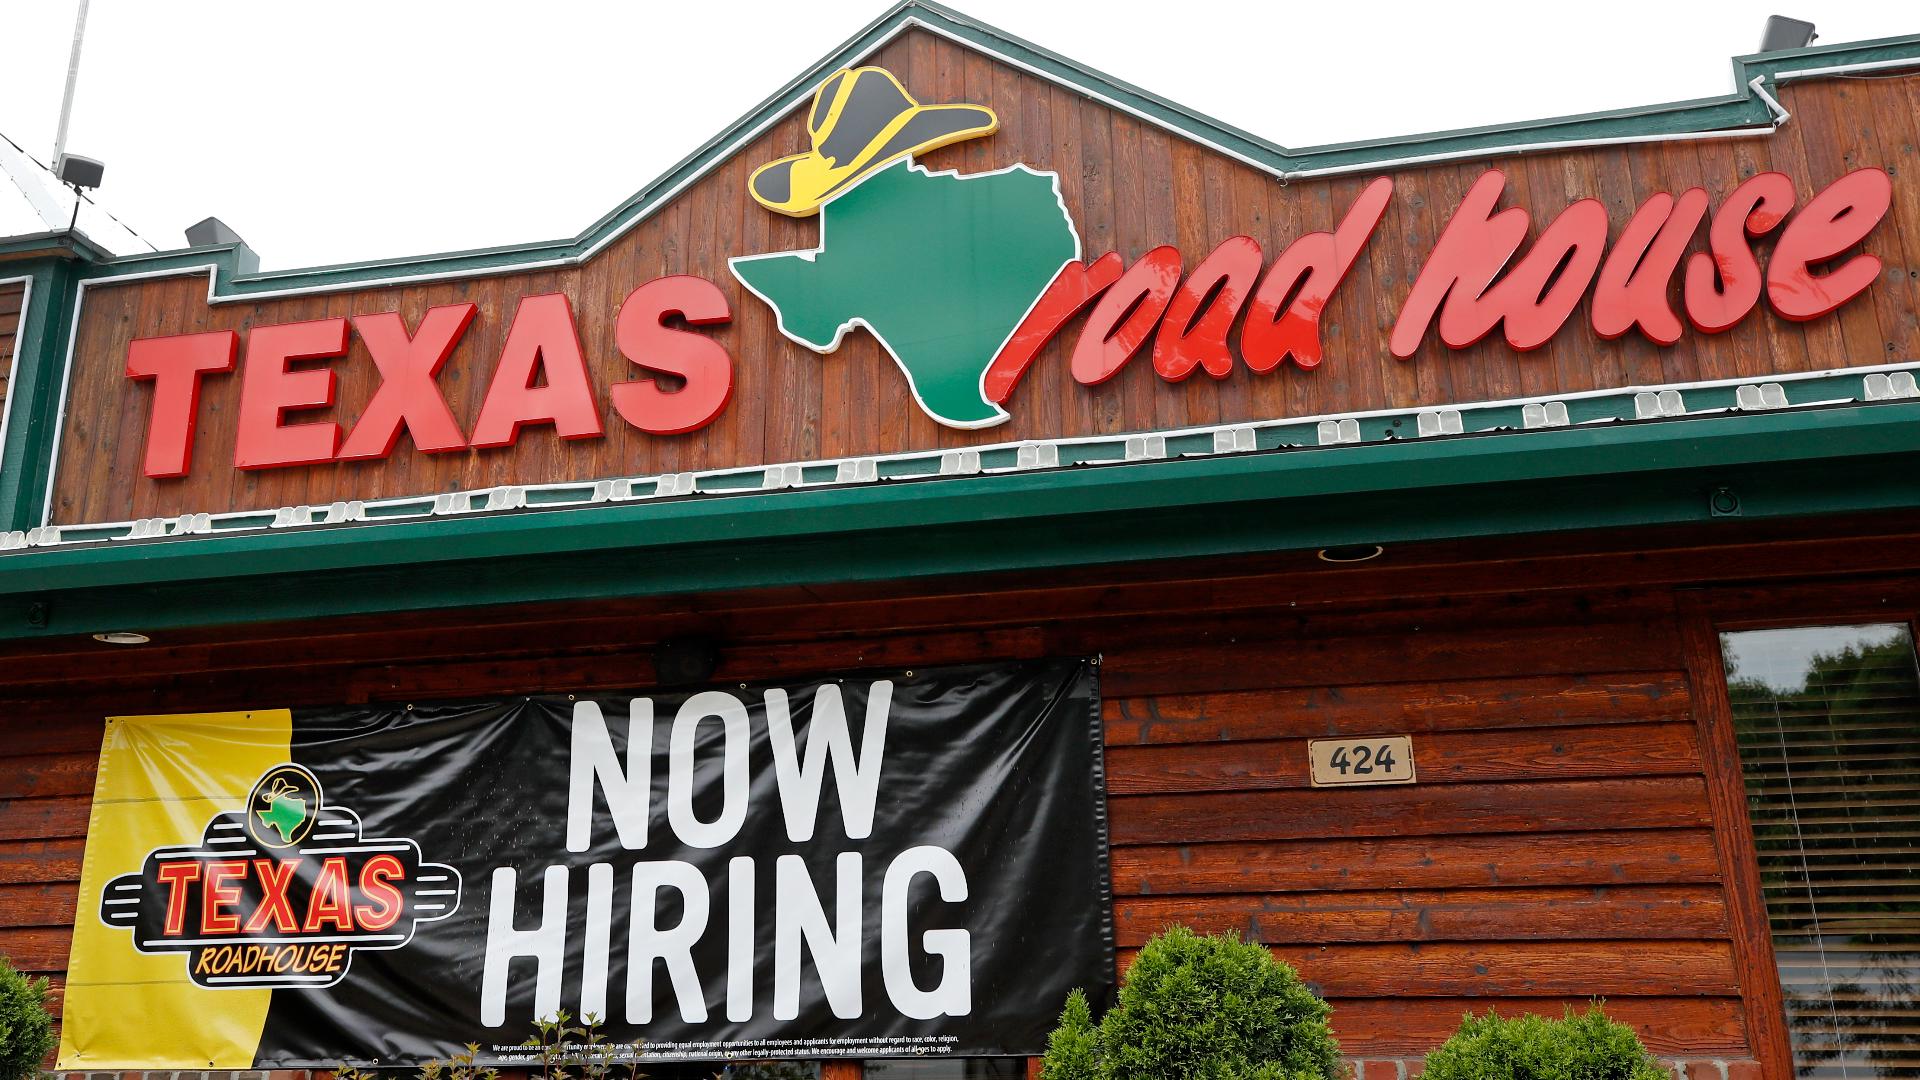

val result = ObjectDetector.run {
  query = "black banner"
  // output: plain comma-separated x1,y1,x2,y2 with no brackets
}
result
215,659,1112,1065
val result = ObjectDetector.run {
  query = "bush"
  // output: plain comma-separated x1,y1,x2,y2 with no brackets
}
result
1421,1005,1668,1080
0,957,56,1080
1041,925,1344,1080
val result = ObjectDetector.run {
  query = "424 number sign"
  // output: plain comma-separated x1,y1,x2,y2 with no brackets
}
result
1308,735,1417,787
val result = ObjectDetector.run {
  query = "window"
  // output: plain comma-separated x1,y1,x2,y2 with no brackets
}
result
1723,624,1920,1079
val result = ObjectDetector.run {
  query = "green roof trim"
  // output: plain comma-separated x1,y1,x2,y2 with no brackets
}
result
6,399,1920,640
62,2,1920,299
0,258,75,533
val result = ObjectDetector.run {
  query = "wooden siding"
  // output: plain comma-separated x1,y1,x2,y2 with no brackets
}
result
43,34,1920,525
10,516,1920,1069
0,281,20,422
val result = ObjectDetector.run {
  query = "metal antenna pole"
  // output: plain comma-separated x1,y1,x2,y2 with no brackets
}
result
51,0,91,168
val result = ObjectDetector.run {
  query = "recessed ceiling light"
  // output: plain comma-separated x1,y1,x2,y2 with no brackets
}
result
92,631,151,645
1317,544,1384,564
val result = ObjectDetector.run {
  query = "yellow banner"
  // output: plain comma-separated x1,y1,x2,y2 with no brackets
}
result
58,710,291,1069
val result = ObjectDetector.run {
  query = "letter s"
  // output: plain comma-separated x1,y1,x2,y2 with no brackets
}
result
611,275,734,435
354,853,407,932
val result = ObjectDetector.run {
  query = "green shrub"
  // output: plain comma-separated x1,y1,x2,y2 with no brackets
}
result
1421,1005,1668,1080
1045,989,1102,1079
1041,925,1344,1080
0,956,56,1080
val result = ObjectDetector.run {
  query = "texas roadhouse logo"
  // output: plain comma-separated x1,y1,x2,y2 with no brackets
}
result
99,763,461,988
111,64,1891,478
727,64,1891,430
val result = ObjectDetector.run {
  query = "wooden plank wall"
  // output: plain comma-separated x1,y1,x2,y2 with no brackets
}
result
0,281,21,420
1097,594,1741,1055
43,36,1920,525
0,531,1829,1067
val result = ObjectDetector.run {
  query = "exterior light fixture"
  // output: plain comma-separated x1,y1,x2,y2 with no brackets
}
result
55,153,104,189
185,216,246,248
91,631,151,645
1760,16,1816,52
1317,544,1385,564
653,637,720,687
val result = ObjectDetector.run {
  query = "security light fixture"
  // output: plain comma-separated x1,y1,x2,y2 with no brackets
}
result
92,631,151,645
55,153,104,189
1317,544,1385,564
1761,16,1817,52
185,216,245,248
653,637,720,687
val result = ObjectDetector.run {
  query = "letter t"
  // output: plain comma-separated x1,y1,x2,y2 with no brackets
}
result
126,330,239,478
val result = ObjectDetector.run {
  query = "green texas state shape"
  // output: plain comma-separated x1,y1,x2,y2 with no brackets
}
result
730,159,1080,429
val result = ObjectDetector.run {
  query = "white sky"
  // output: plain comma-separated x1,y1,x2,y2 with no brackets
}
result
0,0,1914,270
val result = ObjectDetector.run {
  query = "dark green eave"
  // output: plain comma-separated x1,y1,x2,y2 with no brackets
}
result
4,401,1920,641
0,229,114,264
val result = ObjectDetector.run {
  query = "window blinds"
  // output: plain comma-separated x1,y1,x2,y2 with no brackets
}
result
1725,624,1920,1080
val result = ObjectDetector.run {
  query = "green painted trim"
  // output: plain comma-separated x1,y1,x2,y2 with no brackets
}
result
5,401,1920,639
49,3,1920,301
71,242,256,284
0,231,113,264
0,259,76,532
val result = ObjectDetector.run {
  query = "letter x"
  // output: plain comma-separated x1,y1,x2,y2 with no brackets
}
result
337,303,477,459
243,856,303,934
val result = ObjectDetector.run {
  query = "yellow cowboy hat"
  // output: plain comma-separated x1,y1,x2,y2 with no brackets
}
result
749,66,999,217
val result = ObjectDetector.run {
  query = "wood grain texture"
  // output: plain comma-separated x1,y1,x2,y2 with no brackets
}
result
1114,884,1730,944
0,797,90,842
1108,829,1725,897
8,531,1917,1070
1103,673,1693,745
42,43,1920,525
0,926,67,972
0,754,98,800
1679,612,1796,1080
0,882,77,928
0,839,85,885
1117,940,1739,996
1107,777,1711,845
1104,721,1701,793
1326,997,1747,1055
0,281,20,417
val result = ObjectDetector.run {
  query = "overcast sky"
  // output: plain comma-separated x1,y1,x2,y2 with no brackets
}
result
0,0,1913,270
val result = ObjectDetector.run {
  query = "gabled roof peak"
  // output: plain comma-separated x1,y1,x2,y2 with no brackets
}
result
52,1,1920,299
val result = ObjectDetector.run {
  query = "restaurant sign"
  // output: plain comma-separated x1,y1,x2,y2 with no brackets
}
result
42,35,1910,529
123,66,1895,463
58,660,1112,1068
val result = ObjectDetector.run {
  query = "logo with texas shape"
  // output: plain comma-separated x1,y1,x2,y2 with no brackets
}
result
99,763,461,989
252,769,312,847
731,65,1081,430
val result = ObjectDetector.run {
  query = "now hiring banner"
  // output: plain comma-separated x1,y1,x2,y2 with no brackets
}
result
58,660,1114,1068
